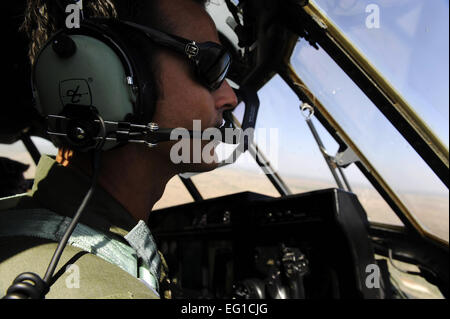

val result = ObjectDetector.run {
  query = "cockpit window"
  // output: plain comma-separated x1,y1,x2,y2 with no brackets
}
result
206,0,241,51
154,176,194,210
311,0,449,148
254,74,403,227
290,37,448,241
190,154,280,199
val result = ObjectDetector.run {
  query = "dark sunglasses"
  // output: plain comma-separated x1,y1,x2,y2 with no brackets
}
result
118,20,231,91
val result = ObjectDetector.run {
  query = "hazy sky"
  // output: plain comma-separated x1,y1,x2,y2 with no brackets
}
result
314,0,449,145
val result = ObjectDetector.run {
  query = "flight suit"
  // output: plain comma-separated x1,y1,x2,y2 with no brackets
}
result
0,155,169,299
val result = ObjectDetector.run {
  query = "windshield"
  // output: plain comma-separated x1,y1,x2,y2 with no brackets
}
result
311,0,449,148
252,74,403,227
290,37,448,241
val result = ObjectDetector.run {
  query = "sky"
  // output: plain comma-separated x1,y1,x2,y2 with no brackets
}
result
313,0,449,146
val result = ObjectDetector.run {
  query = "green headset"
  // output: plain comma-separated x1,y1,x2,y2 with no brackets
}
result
31,19,158,151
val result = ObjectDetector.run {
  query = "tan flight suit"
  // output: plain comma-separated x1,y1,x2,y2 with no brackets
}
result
0,155,169,299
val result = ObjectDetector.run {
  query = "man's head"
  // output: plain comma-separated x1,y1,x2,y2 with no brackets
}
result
143,0,238,173
24,0,237,174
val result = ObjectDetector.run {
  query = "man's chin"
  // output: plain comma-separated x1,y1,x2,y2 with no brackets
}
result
177,160,220,174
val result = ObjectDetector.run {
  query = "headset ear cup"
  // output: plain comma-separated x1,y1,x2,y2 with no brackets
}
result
136,67,157,124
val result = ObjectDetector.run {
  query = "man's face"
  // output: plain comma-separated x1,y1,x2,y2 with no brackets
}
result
149,0,238,173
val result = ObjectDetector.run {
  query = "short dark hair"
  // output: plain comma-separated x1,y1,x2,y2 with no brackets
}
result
21,0,208,64
21,0,118,65
21,0,208,104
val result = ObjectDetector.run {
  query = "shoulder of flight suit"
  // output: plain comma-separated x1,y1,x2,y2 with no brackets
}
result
0,236,159,299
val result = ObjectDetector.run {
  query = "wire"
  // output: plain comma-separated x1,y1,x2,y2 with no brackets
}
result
43,113,106,284
3,114,107,299
42,151,101,283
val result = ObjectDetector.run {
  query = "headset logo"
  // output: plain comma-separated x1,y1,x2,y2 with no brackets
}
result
60,79,92,106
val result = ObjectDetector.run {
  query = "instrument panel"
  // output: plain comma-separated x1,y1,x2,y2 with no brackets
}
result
149,188,382,299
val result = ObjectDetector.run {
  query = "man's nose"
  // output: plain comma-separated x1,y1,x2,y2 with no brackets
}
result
213,80,238,111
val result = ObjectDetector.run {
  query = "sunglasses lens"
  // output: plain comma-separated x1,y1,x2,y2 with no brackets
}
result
209,55,230,90
197,45,231,90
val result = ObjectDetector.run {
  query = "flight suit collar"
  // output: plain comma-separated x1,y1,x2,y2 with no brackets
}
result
28,155,138,238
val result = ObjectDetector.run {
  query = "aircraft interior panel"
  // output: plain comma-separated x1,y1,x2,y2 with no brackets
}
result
150,189,383,299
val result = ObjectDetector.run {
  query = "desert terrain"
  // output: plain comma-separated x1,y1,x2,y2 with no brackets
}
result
155,165,448,242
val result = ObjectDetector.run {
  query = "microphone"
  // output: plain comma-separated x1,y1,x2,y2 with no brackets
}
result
46,88,259,151
47,108,243,151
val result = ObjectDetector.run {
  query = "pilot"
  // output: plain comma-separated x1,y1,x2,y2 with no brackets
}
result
0,0,237,299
